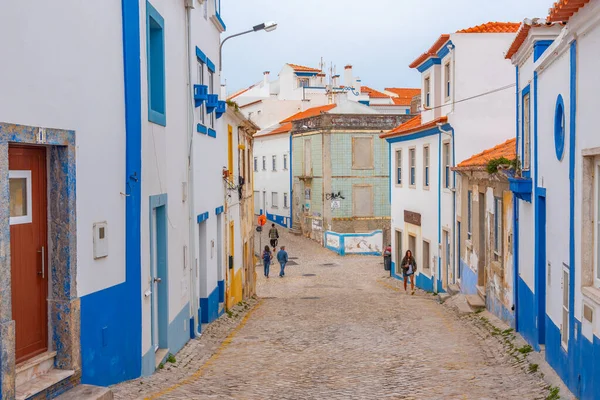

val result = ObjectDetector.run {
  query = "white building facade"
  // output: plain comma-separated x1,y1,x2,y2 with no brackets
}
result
506,1,600,397
382,23,518,293
0,0,232,396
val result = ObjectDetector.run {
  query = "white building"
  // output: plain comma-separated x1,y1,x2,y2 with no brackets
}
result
381,22,518,293
506,1,600,397
0,0,233,396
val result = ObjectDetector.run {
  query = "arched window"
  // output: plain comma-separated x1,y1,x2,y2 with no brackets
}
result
554,95,565,161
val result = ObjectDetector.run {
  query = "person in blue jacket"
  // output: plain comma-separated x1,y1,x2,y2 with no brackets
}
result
277,245,289,278
262,245,272,278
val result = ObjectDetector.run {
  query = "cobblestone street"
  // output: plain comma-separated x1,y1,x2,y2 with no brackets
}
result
112,230,556,400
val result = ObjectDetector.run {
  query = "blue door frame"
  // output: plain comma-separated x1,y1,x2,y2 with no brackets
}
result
150,194,169,350
535,193,546,345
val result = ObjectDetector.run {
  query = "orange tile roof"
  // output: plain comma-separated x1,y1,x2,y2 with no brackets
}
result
409,34,451,69
239,99,262,109
268,122,293,136
385,88,421,106
380,115,448,139
280,104,336,123
505,20,564,60
455,138,516,170
227,84,255,100
456,22,521,34
287,63,322,73
361,86,390,99
548,0,590,22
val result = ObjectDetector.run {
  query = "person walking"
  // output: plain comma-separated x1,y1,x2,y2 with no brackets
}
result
262,245,272,278
269,223,279,250
401,250,417,295
277,245,288,278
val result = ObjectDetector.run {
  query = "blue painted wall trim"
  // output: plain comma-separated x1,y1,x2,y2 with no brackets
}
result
215,206,224,215
295,72,318,77
217,280,225,303
289,133,293,229
437,129,442,291
436,40,454,59
459,259,478,295
197,212,209,223
196,46,207,63
197,124,208,134
214,12,226,31
554,95,565,160
200,285,220,324
568,40,577,358
206,57,216,73
266,211,289,228
388,142,391,203
517,276,539,350
81,0,143,386
208,128,217,138
385,124,450,144
167,302,190,356
146,1,166,126
358,100,370,106
521,84,531,178
533,40,554,62
417,58,441,73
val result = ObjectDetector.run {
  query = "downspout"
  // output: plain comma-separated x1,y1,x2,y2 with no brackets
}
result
437,131,442,291
185,4,201,338
289,133,293,228
513,65,519,330
438,123,454,289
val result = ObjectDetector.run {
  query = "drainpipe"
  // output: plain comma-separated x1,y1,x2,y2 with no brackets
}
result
184,3,201,338
438,123,454,289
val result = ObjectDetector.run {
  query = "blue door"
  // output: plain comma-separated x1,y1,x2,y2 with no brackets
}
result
536,195,546,345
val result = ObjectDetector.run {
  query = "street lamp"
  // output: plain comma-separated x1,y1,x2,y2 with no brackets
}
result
219,21,278,71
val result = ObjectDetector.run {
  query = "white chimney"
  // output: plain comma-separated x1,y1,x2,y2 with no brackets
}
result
344,64,353,87
354,78,362,93
263,71,270,86
332,75,340,87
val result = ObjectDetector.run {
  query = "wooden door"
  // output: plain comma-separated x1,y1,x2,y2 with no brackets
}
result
9,145,48,364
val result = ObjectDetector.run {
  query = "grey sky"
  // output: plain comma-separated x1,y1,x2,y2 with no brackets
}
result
221,0,551,94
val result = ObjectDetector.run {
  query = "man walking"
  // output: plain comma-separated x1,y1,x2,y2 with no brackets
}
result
269,223,279,250
277,245,288,277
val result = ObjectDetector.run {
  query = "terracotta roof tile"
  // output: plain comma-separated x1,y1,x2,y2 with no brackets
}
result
457,22,521,33
455,138,516,169
280,104,336,123
380,115,448,139
361,86,390,99
385,88,421,106
409,34,451,68
227,84,256,100
287,63,322,73
505,20,564,60
548,0,590,22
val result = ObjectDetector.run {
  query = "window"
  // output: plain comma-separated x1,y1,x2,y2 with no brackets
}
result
554,95,565,160
284,193,289,208
561,266,570,349
283,154,288,170
254,157,258,172
298,78,309,88
409,148,416,187
423,145,430,188
262,156,266,171
523,91,531,170
353,185,373,217
146,2,166,126
494,197,503,261
422,240,430,271
209,70,215,128
272,155,277,171
424,77,431,107
444,62,451,99
443,142,451,189
271,192,278,208
197,61,205,125
9,171,32,225
467,190,472,241
395,149,402,185
352,137,374,169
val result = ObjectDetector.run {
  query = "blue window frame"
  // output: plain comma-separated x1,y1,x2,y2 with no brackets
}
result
146,2,166,126
521,85,531,174
554,94,565,161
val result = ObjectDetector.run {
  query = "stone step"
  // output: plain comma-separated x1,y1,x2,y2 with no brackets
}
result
466,294,486,311
476,285,486,300
55,384,113,400
437,293,451,304
16,369,75,400
447,284,461,296
16,351,56,387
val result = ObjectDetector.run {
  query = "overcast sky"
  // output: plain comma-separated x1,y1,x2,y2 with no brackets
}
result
221,0,552,93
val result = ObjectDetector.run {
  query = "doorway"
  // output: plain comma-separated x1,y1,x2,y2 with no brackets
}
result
9,145,48,364
536,195,547,345
478,192,486,288
395,230,403,276
262,191,266,215
149,195,168,354
443,229,450,290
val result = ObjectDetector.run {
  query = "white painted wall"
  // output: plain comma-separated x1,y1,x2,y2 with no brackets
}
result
253,133,291,227
0,1,127,297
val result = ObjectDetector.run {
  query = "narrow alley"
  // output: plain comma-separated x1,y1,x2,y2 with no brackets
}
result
112,231,554,400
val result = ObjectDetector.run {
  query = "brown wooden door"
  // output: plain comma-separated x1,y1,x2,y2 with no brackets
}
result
9,145,48,363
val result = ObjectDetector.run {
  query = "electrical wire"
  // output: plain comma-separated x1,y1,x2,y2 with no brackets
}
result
422,83,516,111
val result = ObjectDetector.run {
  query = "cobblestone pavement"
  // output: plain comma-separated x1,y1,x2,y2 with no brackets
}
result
112,230,553,400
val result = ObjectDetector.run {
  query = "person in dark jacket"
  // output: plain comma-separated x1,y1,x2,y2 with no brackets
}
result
277,246,289,277
262,245,272,278
401,250,417,295
269,223,279,250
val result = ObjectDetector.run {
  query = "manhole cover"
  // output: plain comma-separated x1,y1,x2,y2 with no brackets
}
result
300,296,320,300
303,273,316,277
320,263,338,267
286,260,299,266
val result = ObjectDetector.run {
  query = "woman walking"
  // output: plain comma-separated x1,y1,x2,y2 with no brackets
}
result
401,250,417,295
262,245,272,278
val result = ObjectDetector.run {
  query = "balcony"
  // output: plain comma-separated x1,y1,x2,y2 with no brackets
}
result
509,176,532,202
206,94,219,113
193,84,208,108
215,101,226,119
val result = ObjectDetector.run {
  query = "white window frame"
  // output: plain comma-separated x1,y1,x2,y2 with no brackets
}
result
283,192,289,209
271,192,278,208
283,154,288,170
409,147,416,188
443,141,451,189
254,157,258,172
9,170,33,225
467,190,472,241
424,76,431,107
262,156,266,171
209,70,215,129
272,155,277,172
423,145,430,189
523,92,531,171
444,62,451,101
422,238,431,272
197,61,205,125
298,78,309,88
395,149,402,186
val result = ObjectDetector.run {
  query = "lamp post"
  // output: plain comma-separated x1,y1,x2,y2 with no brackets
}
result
219,21,277,72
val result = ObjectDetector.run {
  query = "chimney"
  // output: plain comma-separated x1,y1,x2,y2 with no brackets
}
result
354,78,362,94
263,71,270,86
344,64,353,87
332,74,340,87
410,94,421,114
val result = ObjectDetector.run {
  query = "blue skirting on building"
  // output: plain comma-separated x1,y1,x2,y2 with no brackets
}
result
200,285,220,324
459,259,478,295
